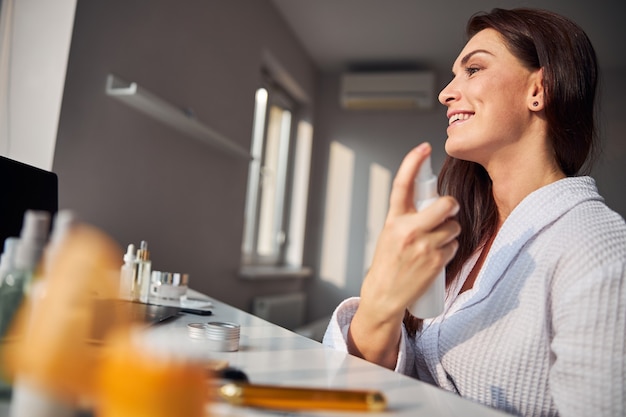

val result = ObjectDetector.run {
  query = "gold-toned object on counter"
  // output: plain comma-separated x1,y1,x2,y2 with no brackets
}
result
219,382,387,412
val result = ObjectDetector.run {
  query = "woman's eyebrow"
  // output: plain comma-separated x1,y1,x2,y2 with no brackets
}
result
451,49,495,75
460,49,494,66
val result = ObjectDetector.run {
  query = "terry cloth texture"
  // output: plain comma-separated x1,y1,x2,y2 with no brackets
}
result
323,176,626,417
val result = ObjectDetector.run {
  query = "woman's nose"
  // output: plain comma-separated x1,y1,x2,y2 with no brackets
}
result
438,79,458,105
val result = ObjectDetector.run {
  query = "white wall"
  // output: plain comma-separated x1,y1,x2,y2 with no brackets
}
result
0,0,76,170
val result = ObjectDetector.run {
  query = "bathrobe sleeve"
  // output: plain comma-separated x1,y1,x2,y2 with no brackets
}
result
550,259,626,416
322,296,416,376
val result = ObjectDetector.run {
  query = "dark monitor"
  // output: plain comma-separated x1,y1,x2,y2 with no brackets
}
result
0,155,58,246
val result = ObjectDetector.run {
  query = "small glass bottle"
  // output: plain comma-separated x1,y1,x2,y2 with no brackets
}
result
132,241,151,303
0,211,50,338
0,211,50,397
0,237,19,286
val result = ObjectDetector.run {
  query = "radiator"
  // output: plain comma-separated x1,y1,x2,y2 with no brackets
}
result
252,292,306,330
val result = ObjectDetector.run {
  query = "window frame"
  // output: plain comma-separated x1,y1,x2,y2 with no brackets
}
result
242,79,300,267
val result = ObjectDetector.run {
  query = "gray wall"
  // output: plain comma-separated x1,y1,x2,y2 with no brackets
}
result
54,0,316,312
305,69,626,322
593,69,626,215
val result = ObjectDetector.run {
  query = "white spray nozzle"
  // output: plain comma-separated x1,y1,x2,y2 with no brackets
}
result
418,155,434,181
415,155,438,209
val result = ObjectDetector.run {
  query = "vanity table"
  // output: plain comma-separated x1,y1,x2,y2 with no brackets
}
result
0,292,510,416
144,293,509,417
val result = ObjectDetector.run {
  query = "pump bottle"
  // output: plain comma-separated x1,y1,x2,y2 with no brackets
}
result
408,156,445,318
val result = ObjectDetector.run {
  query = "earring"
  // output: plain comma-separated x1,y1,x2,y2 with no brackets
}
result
533,101,539,107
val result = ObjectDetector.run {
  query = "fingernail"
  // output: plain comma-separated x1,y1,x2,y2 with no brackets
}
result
415,142,431,153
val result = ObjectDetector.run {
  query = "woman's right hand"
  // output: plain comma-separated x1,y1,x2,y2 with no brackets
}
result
347,143,460,369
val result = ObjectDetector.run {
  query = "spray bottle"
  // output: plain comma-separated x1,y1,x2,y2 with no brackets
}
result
28,211,79,329
408,156,445,318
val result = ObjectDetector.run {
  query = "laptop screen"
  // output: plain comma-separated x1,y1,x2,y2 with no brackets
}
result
0,155,58,246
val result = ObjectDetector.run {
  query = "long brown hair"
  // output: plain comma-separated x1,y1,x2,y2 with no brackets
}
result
404,8,599,336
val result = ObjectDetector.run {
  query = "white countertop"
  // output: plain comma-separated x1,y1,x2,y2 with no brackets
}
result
0,292,511,416
144,293,510,417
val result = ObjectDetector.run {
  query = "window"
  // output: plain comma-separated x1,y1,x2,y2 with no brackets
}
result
242,82,312,269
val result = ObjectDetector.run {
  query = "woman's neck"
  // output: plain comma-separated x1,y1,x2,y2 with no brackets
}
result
486,145,565,223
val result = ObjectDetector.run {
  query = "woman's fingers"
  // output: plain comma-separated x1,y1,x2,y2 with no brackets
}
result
387,143,431,218
410,195,460,234
360,147,460,317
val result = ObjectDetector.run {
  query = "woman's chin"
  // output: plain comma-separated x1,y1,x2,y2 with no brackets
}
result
444,140,483,164
444,138,468,159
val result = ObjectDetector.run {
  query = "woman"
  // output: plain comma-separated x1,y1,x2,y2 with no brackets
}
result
323,8,626,417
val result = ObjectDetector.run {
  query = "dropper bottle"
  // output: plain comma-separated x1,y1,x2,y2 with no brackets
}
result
408,156,445,318
119,244,136,300
134,241,152,303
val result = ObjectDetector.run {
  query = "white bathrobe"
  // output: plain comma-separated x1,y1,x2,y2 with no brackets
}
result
323,177,626,417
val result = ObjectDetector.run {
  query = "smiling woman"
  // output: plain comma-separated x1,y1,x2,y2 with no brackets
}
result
323,8,626,417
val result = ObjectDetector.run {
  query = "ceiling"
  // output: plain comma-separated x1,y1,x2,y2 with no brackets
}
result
270,0,625,73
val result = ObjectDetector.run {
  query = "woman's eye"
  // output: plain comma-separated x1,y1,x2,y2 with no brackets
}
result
465,67,480,76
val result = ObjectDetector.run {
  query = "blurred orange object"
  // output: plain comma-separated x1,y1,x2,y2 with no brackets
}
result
2,225,122,405
95,329,207,417
2,224,210,416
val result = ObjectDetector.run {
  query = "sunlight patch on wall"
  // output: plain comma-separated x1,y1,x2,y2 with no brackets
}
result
320,141,354,288
285,120,313,266
363,163,391,275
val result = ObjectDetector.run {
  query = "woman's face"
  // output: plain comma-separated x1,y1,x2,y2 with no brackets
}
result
439,28,540,166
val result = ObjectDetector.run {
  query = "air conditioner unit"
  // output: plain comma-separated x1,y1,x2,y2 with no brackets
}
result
340,71,435,110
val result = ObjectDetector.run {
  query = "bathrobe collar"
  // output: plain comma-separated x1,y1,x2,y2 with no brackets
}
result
450,176,603,313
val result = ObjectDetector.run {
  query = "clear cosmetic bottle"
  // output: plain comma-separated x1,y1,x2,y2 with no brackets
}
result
119,244,136,300
408,156,445,318
133,241,151,303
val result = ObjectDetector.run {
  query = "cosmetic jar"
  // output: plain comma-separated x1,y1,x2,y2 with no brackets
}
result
150,271,189,300
187,321,240,352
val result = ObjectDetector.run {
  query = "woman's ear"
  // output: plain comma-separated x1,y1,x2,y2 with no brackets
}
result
528,67,545,111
